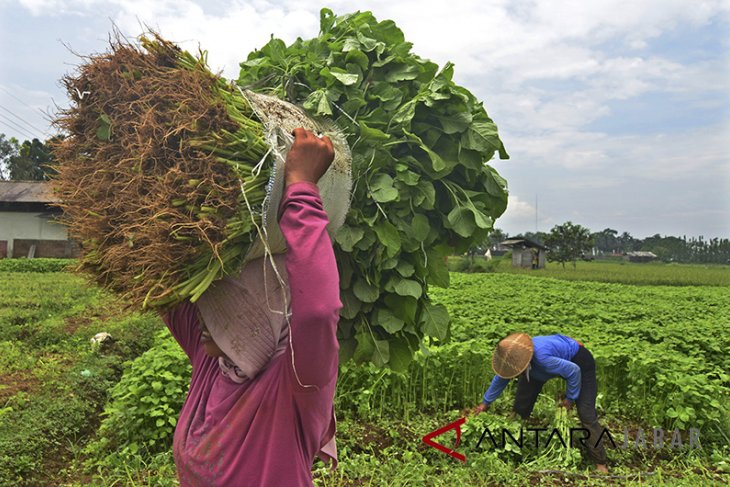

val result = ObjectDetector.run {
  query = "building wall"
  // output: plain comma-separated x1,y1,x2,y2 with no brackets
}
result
511,248,546,269
0,211,68,257
512,249,532,268
511,249,522,267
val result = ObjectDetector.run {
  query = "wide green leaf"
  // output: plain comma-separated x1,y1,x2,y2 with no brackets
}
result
377,308,405,333
330,69,360,86
370,174,399,202
447,207,476,237
387,338,412,372
353,278,379,303
461,121,501,154
336,225,365,252
393,279,422,298
373,221,401,256
419,301,450,341
303,89,333,116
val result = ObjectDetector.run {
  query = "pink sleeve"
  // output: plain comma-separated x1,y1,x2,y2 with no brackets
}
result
279,181,342,389
161,299,203,364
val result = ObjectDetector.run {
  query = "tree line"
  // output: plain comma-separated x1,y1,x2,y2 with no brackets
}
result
488,224,730,266
2,133,728,266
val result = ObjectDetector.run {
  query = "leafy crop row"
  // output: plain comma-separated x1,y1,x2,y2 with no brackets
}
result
89,272,729,473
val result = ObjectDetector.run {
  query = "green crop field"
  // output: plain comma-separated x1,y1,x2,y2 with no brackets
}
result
450,256,730,287
500,260,730,287
0,262,728,486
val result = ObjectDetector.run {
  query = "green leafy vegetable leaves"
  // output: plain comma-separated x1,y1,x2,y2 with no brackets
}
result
238,9,508,369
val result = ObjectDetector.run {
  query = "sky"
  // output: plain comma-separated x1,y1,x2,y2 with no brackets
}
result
0,0,728,239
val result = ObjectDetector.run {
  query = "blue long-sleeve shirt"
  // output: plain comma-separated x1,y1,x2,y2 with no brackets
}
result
483,334,582,404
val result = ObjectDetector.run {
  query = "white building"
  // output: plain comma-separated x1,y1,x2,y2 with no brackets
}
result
0,181,78,258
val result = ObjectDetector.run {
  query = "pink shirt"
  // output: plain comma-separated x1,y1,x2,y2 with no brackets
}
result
162,182,341,486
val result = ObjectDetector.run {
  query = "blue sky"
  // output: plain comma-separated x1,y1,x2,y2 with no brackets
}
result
1,0,728,238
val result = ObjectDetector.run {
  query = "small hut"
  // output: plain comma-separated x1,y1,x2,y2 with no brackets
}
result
500,238,548,269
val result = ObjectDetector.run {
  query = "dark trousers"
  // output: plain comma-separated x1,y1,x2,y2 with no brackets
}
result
512,346,608,464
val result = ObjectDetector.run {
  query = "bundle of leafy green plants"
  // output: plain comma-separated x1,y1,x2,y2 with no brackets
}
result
238,9,509,368
53,9,509,368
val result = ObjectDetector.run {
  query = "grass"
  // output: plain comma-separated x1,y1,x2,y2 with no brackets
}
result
0,271,162,486
449,256,730,286
1,268,728,486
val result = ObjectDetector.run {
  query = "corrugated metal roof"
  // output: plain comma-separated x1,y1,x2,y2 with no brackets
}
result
0,181,58,203
500,238,549,250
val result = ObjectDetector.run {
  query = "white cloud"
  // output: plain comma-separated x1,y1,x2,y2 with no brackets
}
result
6,0,729,236
506,195,535,219
618,125,730,181
107,0,319,78
17,0,99,16
17,0,65,15
496,195,545,234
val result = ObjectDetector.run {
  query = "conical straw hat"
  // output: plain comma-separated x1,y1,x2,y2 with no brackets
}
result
491,333,534,379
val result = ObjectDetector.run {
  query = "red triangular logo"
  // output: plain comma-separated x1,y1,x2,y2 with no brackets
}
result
422,417,466,462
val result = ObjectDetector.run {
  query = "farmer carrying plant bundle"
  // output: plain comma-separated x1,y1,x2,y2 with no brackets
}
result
472,333,609,473
161,128,341,486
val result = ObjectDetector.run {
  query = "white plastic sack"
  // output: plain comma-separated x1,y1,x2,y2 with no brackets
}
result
240,90,352,262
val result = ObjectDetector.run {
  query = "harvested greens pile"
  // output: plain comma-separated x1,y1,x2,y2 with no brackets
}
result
53,35,310,312
53,9,508,368
238,9,509,368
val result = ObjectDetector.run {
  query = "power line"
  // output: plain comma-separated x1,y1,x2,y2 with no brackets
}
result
0,119,36,139
0,119,23,137
0,113,39,140
0,85,49,121
0,104,47,137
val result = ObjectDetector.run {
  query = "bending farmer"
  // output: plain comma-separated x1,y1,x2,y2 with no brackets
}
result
161,128,341,486
473,333,609,472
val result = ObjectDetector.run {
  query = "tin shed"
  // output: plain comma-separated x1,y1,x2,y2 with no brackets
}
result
500,238,549,269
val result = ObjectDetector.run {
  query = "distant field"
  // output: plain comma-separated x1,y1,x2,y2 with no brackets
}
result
450,257,730,286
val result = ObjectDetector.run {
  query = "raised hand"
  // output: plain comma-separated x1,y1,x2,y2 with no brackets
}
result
284,128,335,187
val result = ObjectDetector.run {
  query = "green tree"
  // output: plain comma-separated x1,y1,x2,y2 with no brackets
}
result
617,231,641,253
592,228,619,254
0,134,19,180
487,228,508,248
6,137,57,180
544,221,593,269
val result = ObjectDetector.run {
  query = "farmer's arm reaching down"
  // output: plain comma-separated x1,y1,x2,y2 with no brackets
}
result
472,375,509,415
483,375,510,405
